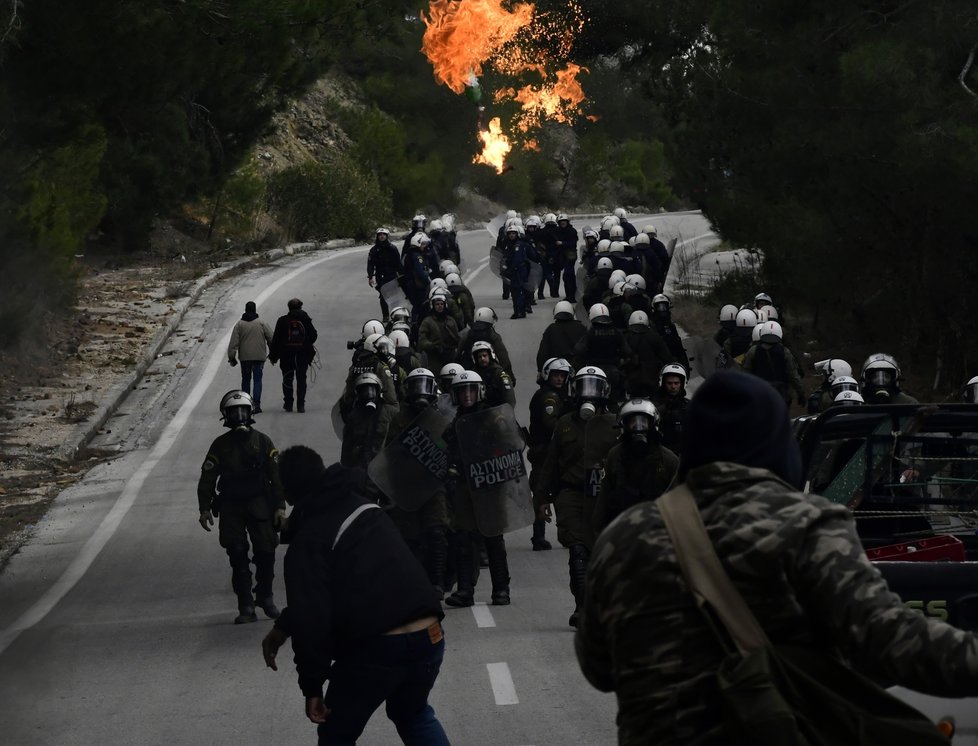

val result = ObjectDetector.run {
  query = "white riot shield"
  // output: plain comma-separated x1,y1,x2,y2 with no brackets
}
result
525,260,543,291
380,278,409,312
455,404,533,535
583,414,619,499
368,406,455,511
489,247,506,281
663,237,679,282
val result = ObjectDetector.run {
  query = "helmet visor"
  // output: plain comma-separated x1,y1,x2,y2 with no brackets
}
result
224,405,251,426
623,413,652,434
575,375,608,400
452,382,482,406
867,369,895,388
407,376,437,399
832,380,858,394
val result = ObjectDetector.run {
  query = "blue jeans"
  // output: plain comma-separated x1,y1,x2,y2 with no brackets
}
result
318,624,449,745
240,360,264,405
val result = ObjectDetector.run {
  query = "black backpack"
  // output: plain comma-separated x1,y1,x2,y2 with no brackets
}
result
285,318,307,348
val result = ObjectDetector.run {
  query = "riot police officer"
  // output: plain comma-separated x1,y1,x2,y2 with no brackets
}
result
536,300,587,372
418,292,461,376
527,357,572,551
402,232,432,319
861,353,918,404
623,310,675,398
442,372,513,608
537,367,611,627
574,304,631,407
340,372,394,470
197,390,285,624
456,307,515,383
742,321,805,407
500,223,531,319
470,341,515,408
592,399,678,536
554,213,580,301
366,227,402,322
652,363,690,455
650,293,689,370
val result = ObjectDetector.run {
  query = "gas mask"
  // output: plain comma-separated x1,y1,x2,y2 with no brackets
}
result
579,401,597,420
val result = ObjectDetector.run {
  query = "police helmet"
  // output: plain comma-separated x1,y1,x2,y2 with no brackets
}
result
628,310,650,328
471,340,496,364
405,367,438,401
659,363,688,390
596,239,612,255
473,307,498,327
388,329,411,349
554,300,575,320
965,376,978,403
754,292,773,309
410,232,431,248
411,214,427,230
354,372,382,403
652,293,672,314
613,207,628,220
220,389,254,428
451,370,485,406
643,224,658,236
618,398,659,435
430,219,444,232
758,306,780,322
735,309,758,328
588,303,611,324
759,320,783,344
833,390,865,406
862,353,901,390
362,319,386,338
719,304,738,323
542,357,573,381
445,273,463,288
596,257,614,272
634,232,650,245
752,324,764,343
390,306,411,324
375,227,391,237
609,269,627,289
574,366,610,401
439,363,464,391
609,225,625,240
830,376,859,396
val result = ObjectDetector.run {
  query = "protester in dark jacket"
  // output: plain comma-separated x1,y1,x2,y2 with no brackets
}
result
269,298,318,413
261,446,449,745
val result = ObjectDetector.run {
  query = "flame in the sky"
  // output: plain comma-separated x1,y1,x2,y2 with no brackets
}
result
421,0,589,170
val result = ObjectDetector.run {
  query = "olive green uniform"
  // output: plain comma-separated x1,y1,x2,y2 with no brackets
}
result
742,342,805,405
418,312,461,376
197,427,284,611
592,441,678,536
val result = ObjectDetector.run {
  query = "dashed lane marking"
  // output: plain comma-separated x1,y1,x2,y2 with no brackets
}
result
471,602,496,628
487,662,519,705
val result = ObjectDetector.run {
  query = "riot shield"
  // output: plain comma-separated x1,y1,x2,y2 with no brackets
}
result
330,396,346,439
368,405,455,511
485,214,506,240
435,393,457,418
489,247,505,280
583,414,620,499
662,237,679,282
525,260,543,291
380,278,409,312
455,403,533,535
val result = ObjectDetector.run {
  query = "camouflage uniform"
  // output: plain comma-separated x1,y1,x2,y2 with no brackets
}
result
197,428,284,613
591,440,678,536
576,462,978,745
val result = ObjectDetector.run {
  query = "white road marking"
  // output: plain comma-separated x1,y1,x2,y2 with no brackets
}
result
471,602,496,628
0,246,369,656
675,231,717,247
487,662,519,705
463,256,492,286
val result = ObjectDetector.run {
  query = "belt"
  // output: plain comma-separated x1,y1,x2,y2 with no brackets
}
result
383,615,439,636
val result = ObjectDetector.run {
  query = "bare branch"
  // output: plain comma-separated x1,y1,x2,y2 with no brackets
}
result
960,43,977,97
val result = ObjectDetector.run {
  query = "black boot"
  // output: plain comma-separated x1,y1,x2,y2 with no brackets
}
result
568,544,590,628
531,519,552,551
253,550,280,620
445,531,475,607
425,526,448,600
229,549,257,625
486,535,511,606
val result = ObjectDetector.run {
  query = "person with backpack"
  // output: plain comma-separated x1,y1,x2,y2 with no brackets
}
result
226,300,273,414
269,298,318,413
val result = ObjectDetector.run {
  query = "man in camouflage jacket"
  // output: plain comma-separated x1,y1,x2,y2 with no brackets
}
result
576,371,978,745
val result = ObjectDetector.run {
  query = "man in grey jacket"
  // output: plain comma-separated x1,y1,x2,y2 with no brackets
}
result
227,301,273,413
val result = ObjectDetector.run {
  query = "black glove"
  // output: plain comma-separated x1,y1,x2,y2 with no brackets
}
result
228,358,238,367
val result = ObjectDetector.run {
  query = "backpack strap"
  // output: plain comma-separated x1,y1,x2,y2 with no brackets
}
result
332,503,380,550
657,484,769,655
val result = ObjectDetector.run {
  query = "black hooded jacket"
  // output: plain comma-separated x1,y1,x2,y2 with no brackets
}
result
276,463,443,697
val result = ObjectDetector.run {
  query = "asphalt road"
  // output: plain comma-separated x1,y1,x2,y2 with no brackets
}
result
0,212,717,745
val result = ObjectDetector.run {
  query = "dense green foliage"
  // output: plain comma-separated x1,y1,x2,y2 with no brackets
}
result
607,0,978,385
